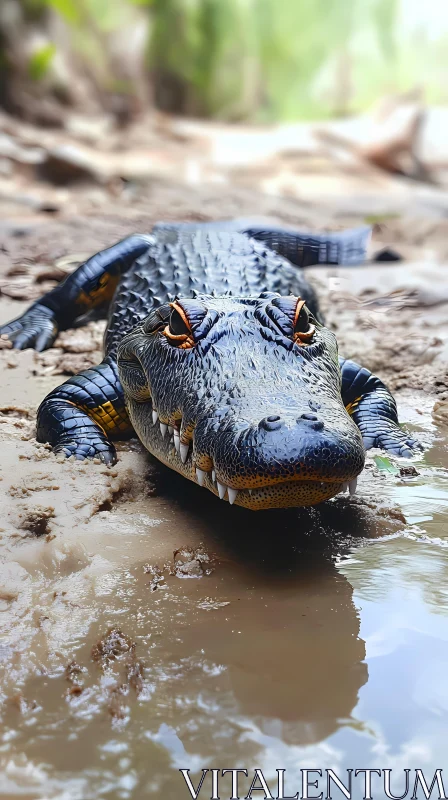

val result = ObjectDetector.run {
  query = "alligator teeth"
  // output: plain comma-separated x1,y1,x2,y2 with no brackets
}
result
173,430,180,453
217,481,227,500
211,470,216,483
248,489,253,495
168,425,174,435
152,409,158,425
180,443,189,464
214,482,238,504
196,468,206,487
340,482,348,494
349,478,357,495
227,487,238,505
160,422,167,438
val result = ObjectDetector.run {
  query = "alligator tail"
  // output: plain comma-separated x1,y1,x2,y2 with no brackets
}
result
242,225,372,267
152,219,372,267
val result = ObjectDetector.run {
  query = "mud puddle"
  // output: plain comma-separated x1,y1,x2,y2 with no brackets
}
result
1,393,448,799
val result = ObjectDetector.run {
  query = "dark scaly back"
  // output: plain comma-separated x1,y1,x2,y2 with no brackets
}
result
104,227,320,357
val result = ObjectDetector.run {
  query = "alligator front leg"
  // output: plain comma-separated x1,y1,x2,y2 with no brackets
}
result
0,235,153,351
339,357,421,457
37,356,132,464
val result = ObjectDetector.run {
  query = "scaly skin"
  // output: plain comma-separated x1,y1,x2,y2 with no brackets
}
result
0,222,420,510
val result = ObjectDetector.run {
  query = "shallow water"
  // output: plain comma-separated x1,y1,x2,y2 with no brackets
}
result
1,394,448,800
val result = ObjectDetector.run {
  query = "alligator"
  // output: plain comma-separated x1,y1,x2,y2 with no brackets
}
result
0,220,420,510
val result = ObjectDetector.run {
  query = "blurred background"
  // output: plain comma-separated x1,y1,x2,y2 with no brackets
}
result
1,0,447,122
1,0,448,228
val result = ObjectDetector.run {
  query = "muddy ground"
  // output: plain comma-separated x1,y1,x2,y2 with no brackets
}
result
1,115,448,798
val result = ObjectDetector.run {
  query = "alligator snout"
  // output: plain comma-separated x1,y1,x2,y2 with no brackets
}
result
171,406,364,509
202,411,364,487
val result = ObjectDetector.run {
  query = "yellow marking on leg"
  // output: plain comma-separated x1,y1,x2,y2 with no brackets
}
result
345,396,362,416
82,400,132,435
76,273,120,310
54,398,108,436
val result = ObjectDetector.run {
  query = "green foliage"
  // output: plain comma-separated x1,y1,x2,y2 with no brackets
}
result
371,0,398,60
254,0,357,119
149,0,257,117
28,42,56,80
148,0,405,120
364,213,400,224
47,0,81,25
374,456,398,474
47,0,135,33
11,0,448,120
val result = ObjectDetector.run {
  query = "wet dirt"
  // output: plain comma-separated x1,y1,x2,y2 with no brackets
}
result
1,178,448,799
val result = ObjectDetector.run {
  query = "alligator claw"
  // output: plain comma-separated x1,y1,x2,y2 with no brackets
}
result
363,424,423,458
0,303,58,352
54,439,117,465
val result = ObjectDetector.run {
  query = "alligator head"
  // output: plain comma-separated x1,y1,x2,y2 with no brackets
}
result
117,292,365,510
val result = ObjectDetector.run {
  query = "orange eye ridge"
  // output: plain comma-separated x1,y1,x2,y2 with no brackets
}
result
293,299,315,345
163,301,196,349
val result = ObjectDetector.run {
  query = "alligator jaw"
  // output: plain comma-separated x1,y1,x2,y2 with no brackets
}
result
192,467,358,509
132,408,361,511
202,475,357,510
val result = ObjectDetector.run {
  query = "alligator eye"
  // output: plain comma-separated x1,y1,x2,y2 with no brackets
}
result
293,300,315,344
267,295,315,344
163,302,195,349
169,307,191,336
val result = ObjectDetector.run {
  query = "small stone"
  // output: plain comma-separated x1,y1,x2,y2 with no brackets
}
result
433,400,448,426
399,465,419,477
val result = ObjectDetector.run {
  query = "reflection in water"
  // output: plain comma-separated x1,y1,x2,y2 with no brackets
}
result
150,462,381,744
170,560,367,747
163,492,374,747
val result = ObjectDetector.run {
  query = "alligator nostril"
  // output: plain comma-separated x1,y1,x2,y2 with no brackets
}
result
298,412,324,431
259,416,283,432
